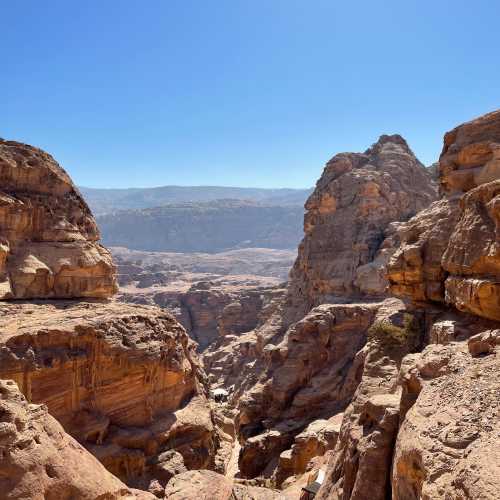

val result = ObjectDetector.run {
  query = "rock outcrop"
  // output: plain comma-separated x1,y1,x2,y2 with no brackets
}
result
315,110,500,499
0,301,218,491
392,340,500,500
0,379,153,499
316,299,422,499
227,134,437,485
0,139,117,299
439,109,500,194
287,134,437,317
164,470,283,500
387,110,500,321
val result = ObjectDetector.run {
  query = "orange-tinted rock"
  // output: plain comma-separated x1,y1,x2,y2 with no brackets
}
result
386,198,460,303
0,379,154,500
0,139,117,299
275,414,342,487
388,111,500,321
0,301,218,486
236,302,378,479
287,134,436,317
439,109,500,194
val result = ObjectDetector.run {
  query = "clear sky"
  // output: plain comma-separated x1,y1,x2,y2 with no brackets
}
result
2,1,499,189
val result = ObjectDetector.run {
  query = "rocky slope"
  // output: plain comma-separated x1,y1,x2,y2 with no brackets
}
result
0,139,117,299
315,111,500,499
201,134,437,487
97,199,304,253
0,140,224,499
203,122,499,499
0,302,218,489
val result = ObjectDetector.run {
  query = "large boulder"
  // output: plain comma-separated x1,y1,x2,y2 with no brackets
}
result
0,139,117,299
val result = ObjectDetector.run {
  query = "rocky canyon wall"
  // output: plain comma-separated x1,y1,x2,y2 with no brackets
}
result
316,111,500,499
223,134,438,488
0,140,222,499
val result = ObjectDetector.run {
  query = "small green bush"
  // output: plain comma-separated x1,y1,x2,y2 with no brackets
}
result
367,313,419,348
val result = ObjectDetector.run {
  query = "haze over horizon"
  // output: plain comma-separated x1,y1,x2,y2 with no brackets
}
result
3,0,499,189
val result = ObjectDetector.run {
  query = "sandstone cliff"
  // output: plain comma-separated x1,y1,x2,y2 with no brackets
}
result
208,120,500,499
217,134,438,487
0,140,223,498
0,301,220,493
0,379,154,499
387,110,500,321
287,134,437,317
315,112,500,499
0,139,117,299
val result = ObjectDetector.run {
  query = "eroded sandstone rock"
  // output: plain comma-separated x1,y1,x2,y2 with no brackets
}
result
0,301,218,488
287,134,436,317
440,109,500,194
236,302,379,479
388,111,500,321
316,299,423,500
393,340,500,499
163,470,283,499
0,379,153,499
0,139,117,299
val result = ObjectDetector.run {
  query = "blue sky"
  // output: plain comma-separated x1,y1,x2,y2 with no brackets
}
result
2,1,499,188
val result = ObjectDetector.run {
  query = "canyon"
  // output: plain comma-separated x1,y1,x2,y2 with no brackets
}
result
1,110,499,500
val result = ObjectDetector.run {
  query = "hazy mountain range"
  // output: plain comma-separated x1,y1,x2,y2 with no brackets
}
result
80,185,312,215
96,199,305,253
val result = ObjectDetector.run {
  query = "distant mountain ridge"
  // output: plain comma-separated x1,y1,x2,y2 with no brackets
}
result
80,185,312,215
96,198,304,253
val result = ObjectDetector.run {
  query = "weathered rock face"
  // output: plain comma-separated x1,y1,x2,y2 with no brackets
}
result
392,339,500,499
0,139,117,299
386,198,460,303
236,302,379,479
439,109,500,194
0,301,218,490
316,299,423,500
275,413,342,487
287,134,437,317
388,111,500,321
0,379,154,500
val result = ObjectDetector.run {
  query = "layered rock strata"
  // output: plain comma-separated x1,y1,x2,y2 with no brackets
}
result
0,301,218,491
0,139,117,299
0,379,154,499
388,110,500,321
287,134,437,317
315,110,500,498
